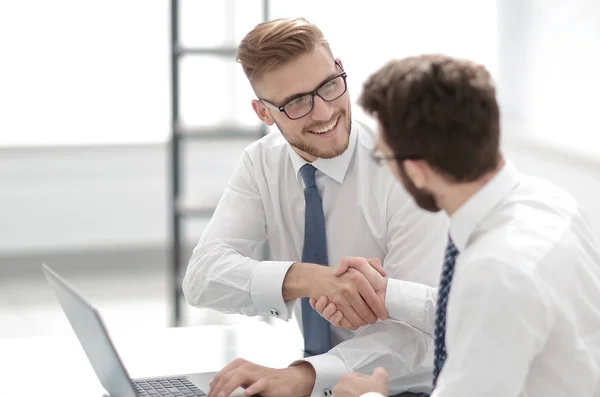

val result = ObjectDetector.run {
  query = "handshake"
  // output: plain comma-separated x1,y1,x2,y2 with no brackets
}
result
307,257,389,330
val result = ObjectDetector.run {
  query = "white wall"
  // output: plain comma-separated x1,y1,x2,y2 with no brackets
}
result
502,133,600,241
2,0,600,257
0,0,498,147
1,127,599,256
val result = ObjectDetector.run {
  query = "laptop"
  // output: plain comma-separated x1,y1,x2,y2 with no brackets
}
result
42,263,246,397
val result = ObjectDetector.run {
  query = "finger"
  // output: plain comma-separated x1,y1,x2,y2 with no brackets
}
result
346,271,378,324
244,378,267,396
366,258,387,276
322,302,337,321
210,361,250,397
314,296,329,316
372,367,389,382
330,310,344,327
333,257,351,276
209,359,246,396
309,297,316,309
356,275,388,320
340,316,358,331
349,257,385,278
337,298,367,328
219,372,253,397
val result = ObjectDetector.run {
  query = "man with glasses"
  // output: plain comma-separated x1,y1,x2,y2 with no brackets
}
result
182,17,448,397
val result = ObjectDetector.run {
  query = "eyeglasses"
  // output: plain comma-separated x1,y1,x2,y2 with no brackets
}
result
371,148,415,166
260,68,348,120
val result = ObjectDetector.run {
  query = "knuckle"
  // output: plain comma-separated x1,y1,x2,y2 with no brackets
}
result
349,270,363,282
221,373,232,383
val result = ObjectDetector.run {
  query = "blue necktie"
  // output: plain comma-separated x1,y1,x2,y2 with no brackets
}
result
432,237,459,389
299,164,332,356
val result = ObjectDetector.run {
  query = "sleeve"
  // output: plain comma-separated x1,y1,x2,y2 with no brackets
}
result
385,278,438,336
299,189,450,397
431,257,555,397
181,151,296,320
382,185,446,335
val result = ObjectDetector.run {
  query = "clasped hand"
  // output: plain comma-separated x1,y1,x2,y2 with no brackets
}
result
310,257,389,330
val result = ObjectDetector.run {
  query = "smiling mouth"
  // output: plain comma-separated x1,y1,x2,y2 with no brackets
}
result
307,116,340,135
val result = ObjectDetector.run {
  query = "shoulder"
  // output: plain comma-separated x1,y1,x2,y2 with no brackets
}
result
354,118,378,152
461,174,584,285
243,129,288,156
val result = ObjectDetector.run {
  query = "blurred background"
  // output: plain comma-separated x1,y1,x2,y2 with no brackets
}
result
1,0,599,346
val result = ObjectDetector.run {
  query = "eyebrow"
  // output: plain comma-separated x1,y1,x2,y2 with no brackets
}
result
277,71,341,105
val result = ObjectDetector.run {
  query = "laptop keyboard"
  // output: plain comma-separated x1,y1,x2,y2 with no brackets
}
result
132,377,205,396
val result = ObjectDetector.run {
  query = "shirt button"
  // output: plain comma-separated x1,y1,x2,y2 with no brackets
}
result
270,308,280,316
324,389,332,396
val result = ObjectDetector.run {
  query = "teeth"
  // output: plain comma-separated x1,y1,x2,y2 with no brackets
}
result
311,118,338,134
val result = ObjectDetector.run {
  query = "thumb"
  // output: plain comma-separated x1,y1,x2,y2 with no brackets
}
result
372,367,388,382
345,257,378,275
334,257,350,276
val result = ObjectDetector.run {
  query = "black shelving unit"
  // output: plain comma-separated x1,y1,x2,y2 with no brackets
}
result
169,0,270,326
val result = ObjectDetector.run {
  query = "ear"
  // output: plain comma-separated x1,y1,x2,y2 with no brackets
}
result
251,99,275,126
335,57,344,70
403,160,428,189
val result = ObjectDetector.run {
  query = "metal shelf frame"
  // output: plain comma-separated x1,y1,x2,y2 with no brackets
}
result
169,0,270,326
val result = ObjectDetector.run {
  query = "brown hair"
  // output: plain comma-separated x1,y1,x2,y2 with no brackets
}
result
236,17,332,89
358,54,501,182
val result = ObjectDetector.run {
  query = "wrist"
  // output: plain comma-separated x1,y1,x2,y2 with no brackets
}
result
287,362,316,397
377,278,388,311
283,262,328,300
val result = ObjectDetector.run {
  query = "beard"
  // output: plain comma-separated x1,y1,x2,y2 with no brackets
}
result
275,107,352,159
398,163,441,212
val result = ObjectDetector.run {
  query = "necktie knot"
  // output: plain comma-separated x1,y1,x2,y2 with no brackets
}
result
300,164,317,188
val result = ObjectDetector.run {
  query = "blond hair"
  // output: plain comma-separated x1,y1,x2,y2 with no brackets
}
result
236,17,332,89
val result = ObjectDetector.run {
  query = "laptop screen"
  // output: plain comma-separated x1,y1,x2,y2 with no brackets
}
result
42,264,138,397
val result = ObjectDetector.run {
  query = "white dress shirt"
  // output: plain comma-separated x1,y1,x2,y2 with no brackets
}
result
182,119,449,397
368,161,600,397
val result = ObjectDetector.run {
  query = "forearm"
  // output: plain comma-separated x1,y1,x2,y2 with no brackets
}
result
182,241,294,318
300,321,434,397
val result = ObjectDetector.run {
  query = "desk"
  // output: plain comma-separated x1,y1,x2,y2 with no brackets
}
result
0,321,304,397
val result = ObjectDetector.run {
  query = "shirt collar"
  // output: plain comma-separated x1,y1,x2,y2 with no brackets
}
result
287,121,358,184
449,160,520,252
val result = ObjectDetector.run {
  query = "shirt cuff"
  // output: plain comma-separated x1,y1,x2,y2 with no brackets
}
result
250,260,295,320
360,393,387,397
292,353,348,397
385,278,431,325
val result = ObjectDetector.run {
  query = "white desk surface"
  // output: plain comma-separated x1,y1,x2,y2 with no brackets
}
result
0,321,304,397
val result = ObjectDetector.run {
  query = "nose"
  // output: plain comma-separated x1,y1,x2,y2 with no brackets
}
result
310,95,335,121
